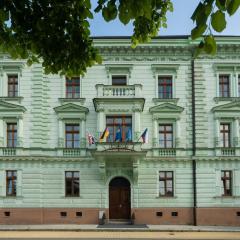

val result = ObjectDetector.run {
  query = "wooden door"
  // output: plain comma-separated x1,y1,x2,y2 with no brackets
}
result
109,177,131,220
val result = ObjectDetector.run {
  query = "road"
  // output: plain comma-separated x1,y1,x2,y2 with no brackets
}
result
0,231,239,239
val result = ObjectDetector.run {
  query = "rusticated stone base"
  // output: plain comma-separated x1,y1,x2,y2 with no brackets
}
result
196,207,240,226
132,207,194,225
0,208,103,225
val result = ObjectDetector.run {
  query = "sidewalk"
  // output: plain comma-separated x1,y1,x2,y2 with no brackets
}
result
0,224,239,232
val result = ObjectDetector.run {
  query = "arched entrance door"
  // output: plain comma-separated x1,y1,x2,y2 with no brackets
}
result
109,177,131,220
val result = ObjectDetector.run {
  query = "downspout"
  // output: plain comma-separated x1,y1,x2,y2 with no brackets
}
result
191,55,197,226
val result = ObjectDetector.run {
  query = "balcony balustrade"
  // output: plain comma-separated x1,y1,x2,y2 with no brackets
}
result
96,84,142,98
221,148,236,156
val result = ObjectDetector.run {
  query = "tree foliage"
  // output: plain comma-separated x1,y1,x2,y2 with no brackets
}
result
0,0,239,75
191,0,240,56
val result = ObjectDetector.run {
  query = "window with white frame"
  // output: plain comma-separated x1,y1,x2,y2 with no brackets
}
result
158,76,173,99
159,171,174,197
112,75,127,86
219,74,230,97
6,170,17,196
65,77,80,98
238,75,240,97
7,74,18,97
6,123,17,147
221,170,232,196
159,124,174,148
220,123,231,147
65,123,80,148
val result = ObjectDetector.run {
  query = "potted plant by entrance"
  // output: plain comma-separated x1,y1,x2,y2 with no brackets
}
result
131,212,135,225
99,211,106,225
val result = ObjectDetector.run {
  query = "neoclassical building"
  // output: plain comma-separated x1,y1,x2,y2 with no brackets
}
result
0,36,240,226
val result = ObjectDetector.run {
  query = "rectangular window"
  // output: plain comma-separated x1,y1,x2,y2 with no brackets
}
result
8,75,18,97
112,75,127,85
6,170,17,196
159,171,173,197
7,123,17,147
238,75,240,97
65,171,79,197
65,124,80,148
159,124,173,148
219,75,230,97
66,77,80,98
221,170,232,196
158,76,172,99
106,116,132,142
220,123,231,147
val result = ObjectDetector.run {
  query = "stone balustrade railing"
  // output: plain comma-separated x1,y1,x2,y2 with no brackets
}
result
96,84,142,98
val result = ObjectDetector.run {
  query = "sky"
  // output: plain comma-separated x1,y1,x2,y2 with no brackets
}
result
89,0,240,36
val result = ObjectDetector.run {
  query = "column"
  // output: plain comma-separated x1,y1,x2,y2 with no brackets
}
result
58,119,64,147
17,118,23,147
215,118,220,147
175,119,181,148
97,110,105,138
134,111,141,141
153,119,158,147
233,118,239,146
81,119,86,147
0,118,4,147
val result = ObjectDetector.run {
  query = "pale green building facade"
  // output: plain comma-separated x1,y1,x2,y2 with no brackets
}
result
0,36,240,226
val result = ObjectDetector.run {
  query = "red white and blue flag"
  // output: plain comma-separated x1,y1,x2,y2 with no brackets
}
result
87,132,95,145
140,128,148,143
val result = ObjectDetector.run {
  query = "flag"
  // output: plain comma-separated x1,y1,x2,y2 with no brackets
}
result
125,128,132,142
115,127,122,142
87,132,95,145
140,128,148,143
100,127,109,142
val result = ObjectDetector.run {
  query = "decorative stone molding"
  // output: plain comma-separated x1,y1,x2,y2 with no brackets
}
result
149,102,184,120
54,103,89,120
58,98,86,105
212,101,240,118
93,98,145,113
151,63,180,78
105,64,133,78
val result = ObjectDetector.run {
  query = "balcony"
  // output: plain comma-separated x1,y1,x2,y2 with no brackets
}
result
221,148,236,156
1,148,17,156
96,84,142,98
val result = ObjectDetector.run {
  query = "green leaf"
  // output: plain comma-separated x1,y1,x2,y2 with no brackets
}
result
191,24,207,40
204,35,217,55
227,0,240,15
191,2,204,21
216,0,227,10
211,10,226,32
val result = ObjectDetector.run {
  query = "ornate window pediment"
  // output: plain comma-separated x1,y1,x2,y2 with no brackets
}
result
54,103,88,120
212,101,240,118
105,64,133,79
149,103,183,119
0,100,26,118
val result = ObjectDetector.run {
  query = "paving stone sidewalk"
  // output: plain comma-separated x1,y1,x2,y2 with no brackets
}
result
0,224,239,232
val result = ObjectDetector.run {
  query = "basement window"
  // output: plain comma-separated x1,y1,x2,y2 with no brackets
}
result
4,211,10,217
156,212,163,217
60,212,67,217
237,212,240,217
76,212,82,217
171,212,178,217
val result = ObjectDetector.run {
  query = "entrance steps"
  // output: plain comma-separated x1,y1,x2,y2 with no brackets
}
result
107,219,132,225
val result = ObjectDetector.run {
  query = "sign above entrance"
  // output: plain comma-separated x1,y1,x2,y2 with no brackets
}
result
96,142,142,152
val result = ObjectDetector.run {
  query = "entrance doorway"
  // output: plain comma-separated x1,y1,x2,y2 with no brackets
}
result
109,177,131,220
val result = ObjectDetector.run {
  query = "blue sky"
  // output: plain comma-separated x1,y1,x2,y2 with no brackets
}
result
90,0,240,36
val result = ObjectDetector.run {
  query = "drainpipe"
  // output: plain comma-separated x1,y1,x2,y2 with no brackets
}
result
191,56,197,226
